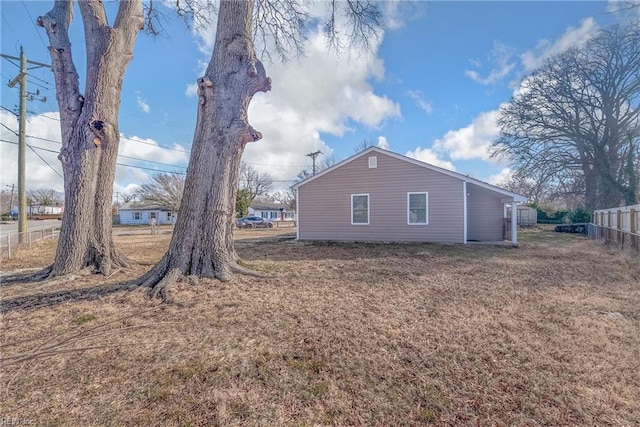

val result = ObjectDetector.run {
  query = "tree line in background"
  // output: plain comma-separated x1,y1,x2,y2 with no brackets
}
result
494,21,640,212
132,162,292,219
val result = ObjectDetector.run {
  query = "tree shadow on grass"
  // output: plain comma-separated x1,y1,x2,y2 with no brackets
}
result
0,282,132,314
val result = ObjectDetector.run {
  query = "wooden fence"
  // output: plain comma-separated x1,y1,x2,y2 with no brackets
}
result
589,204,639,254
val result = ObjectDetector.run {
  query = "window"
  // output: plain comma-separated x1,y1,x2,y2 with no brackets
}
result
261,212,268,219
166,212,172,221
150,212,157,220
407,192,428,225
351,194,369,225
368,156,377,168
133,212,141,220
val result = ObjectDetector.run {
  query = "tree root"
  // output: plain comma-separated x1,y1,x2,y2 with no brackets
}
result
0,266,53,286
230,261,271,278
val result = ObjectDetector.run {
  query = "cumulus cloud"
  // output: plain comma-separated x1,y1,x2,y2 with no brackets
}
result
240,30,400,190
1,111,65,192
407,90,433,115
432,110,501,162
405,147,456,171
377,136,390,150
520,18,599,72
465,41,517,85
135,91,150,114
486,167,512,185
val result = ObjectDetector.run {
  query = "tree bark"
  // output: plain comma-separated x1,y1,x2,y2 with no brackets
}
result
135,0,271,296
37,0,143,277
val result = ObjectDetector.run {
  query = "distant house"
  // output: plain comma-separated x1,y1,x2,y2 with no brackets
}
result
292,147,527,244
28,204,64,215
249,200,295,221
118,201,175,225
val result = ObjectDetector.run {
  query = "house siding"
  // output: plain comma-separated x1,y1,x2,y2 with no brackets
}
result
466,183,504,241
119,209,174,225
298,152,464,243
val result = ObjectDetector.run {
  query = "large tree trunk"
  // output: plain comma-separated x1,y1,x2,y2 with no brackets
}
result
135,0,271,298
36,1,143,277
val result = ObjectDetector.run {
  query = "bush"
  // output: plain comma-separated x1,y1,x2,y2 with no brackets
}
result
568,207,591,223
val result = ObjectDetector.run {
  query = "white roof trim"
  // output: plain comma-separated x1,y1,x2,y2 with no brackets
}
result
292,147,527,202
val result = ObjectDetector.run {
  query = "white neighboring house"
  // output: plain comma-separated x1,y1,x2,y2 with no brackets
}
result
248,200,295,221
118,201,176,225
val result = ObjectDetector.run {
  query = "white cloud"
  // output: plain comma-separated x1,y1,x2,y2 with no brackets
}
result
520,18,599,72
405,147,456,171
135,91,150,114
377,136,390,150
486,167,512,185
432,110,501,162
607,0,640,16
407,90,433,115
465,41,516,85
1,111,65,192
241,30,401,190
185,83,198,98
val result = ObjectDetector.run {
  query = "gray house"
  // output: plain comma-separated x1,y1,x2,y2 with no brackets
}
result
118,201,175,225
292,147,527,244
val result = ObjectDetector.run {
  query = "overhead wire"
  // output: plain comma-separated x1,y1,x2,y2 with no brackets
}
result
20,0,48,51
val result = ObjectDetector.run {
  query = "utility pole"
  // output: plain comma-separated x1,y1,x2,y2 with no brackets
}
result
306,150,322,176
3,47,51,243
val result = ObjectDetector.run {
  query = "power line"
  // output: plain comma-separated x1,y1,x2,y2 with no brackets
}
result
27,144,63,178
0,138,62,177
21,1,48,51
0,138,186,176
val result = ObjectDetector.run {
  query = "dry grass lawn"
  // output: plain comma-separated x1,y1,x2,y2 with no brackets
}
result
1,226,639,426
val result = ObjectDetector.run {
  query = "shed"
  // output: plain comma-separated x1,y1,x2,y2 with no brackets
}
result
292,147,527,244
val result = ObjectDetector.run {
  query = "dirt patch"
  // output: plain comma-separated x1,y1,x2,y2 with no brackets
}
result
1,227,639,425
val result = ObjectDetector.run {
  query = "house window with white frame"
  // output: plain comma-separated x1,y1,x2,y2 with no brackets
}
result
133,212,141,220
407,192,428,225
166,212,172,221
351,194,369,225
150,212,157,220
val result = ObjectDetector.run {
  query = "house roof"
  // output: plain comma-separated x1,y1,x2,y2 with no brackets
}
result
250,199,288,211
291,147,527,203
119,201,172,211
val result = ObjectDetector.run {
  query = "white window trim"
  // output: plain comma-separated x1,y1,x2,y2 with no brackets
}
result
407,192,428,225
351,193,370,225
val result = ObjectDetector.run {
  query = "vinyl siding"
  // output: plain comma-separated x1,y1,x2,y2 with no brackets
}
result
466,183,504,241
119,209,174,225
298,151,464,243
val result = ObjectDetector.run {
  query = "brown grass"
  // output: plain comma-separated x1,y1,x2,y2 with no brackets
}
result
1,226,639,426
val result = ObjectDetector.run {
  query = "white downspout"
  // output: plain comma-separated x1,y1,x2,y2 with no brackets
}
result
295,189,300,240
511,202,518,245
463,181,467,244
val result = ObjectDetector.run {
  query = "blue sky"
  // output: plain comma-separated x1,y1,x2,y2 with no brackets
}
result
1,1,638,196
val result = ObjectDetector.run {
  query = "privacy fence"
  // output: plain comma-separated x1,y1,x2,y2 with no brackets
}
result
0,226,59,259
589,204,639,254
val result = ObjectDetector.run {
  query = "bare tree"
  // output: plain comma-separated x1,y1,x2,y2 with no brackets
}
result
134,0,383,298
493,21,640,211
27,189,63,207
119,191,135,204
353,138,376,153
135,172,185,212
239,162,273,201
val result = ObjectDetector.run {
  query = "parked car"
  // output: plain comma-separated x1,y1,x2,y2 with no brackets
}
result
236,216,274,228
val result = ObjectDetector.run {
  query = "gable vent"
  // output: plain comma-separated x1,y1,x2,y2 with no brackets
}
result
368,156,377,168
